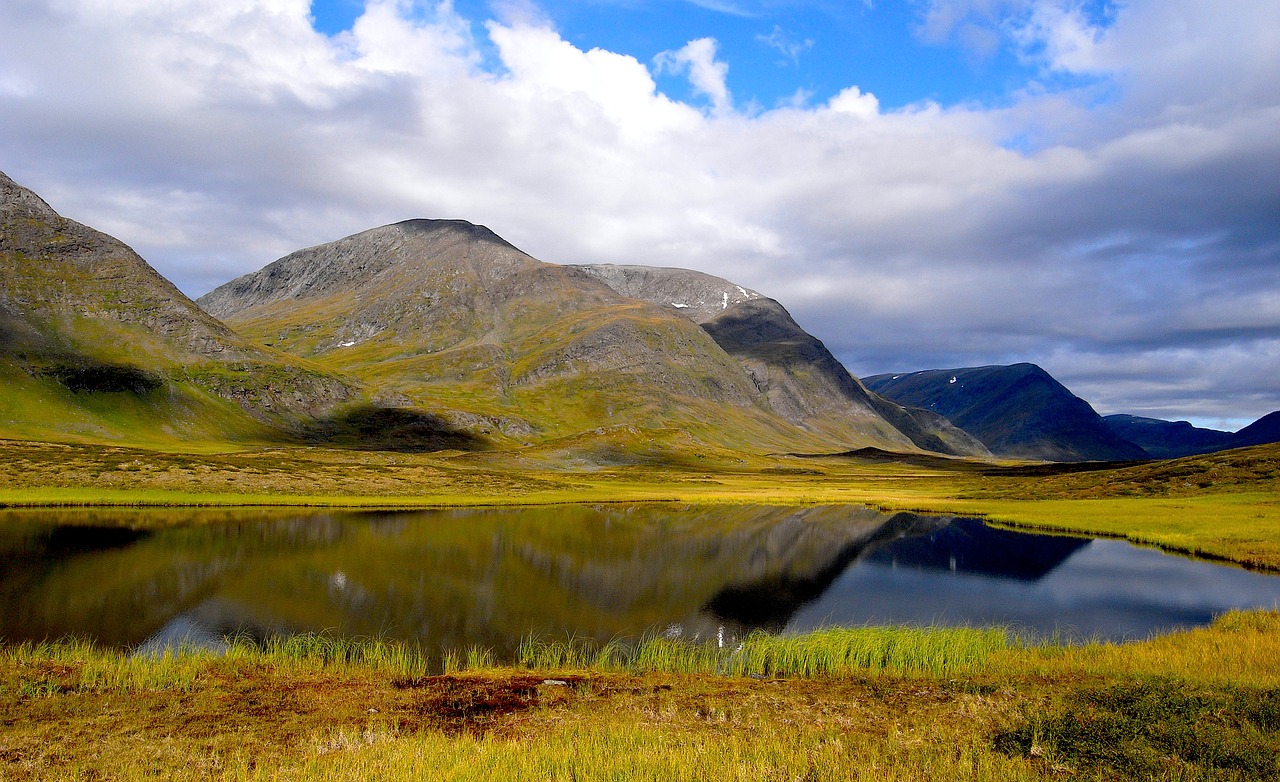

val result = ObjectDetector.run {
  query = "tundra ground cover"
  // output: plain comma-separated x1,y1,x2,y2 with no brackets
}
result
2,613,1279,780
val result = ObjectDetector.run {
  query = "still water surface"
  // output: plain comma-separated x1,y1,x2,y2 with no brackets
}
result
2,504,1278,654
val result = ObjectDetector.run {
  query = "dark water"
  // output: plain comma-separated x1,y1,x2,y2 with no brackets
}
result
1,504,1277,654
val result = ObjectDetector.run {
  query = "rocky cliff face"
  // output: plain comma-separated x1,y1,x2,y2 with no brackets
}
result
571,264,989,457
565,263,764,325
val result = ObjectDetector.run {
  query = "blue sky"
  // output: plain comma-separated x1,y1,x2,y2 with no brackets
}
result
1,0,1277,429
310,0,1107,111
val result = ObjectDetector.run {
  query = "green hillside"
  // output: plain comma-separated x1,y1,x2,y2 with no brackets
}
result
0,170,364,447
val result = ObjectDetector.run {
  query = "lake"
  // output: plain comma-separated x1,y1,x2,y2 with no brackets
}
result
2,504,1278,656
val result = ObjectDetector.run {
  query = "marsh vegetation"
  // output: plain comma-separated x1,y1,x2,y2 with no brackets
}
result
3,612,1280,780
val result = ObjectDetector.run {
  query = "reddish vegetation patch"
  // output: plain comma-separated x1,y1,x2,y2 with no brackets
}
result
394,674,587,735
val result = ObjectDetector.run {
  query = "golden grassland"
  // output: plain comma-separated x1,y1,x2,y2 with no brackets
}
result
3,613,1280,780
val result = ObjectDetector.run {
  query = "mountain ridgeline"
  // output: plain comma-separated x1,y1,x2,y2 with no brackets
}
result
1105,412,1280,460
864,364,1152,462
198,219,988,457
570,264,988,457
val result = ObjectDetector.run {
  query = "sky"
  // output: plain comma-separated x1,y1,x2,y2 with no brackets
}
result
1,0,1277,430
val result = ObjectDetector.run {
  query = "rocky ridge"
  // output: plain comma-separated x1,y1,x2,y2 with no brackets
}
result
201,222,983,455
571,264,989,457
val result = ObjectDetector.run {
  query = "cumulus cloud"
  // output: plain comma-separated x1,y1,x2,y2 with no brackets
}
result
0,0,1276,423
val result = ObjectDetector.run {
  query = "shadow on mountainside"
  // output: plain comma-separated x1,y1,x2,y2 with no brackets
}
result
41,363,164,394
292,405,489,453
5,344,166,396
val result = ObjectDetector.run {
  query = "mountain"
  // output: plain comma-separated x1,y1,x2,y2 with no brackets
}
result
1103,411,1280,459
570,264,988,457
863,363,1151,462
199,221,986,457
0,169,363,444
1231,411,1280,449
1102,415,1235,459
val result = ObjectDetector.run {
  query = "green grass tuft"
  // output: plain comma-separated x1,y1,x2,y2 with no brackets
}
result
518,625,1011,677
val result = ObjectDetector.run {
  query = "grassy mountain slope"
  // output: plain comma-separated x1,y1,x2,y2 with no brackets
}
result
571,264,989,457
200,221,949,456
0,170,364,446
864,363,1150,462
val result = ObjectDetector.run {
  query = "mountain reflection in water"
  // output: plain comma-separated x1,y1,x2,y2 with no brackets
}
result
1,505,1278,653
702,516,1090,632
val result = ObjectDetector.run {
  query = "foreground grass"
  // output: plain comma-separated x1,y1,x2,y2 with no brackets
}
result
3,613,1280,780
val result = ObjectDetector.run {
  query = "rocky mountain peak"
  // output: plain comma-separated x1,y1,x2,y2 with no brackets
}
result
0,170,59,225
199,218,538,320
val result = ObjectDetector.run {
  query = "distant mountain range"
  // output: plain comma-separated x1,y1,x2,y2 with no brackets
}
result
3,168,1274,462
1104,412,1280,460
864,364,1152,462
866,364,1280,462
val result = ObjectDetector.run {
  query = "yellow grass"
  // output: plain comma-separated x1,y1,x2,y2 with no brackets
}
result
3,612,1279,780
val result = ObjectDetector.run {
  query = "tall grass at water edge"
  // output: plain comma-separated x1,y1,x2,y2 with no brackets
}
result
6,638,213,695
5,625,1010,697
518,625,1012,677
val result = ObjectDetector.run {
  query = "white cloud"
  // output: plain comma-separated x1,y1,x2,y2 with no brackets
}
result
654,37,733,115
349,0,477,77
0,0,1277,422
1010,2,1104,72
